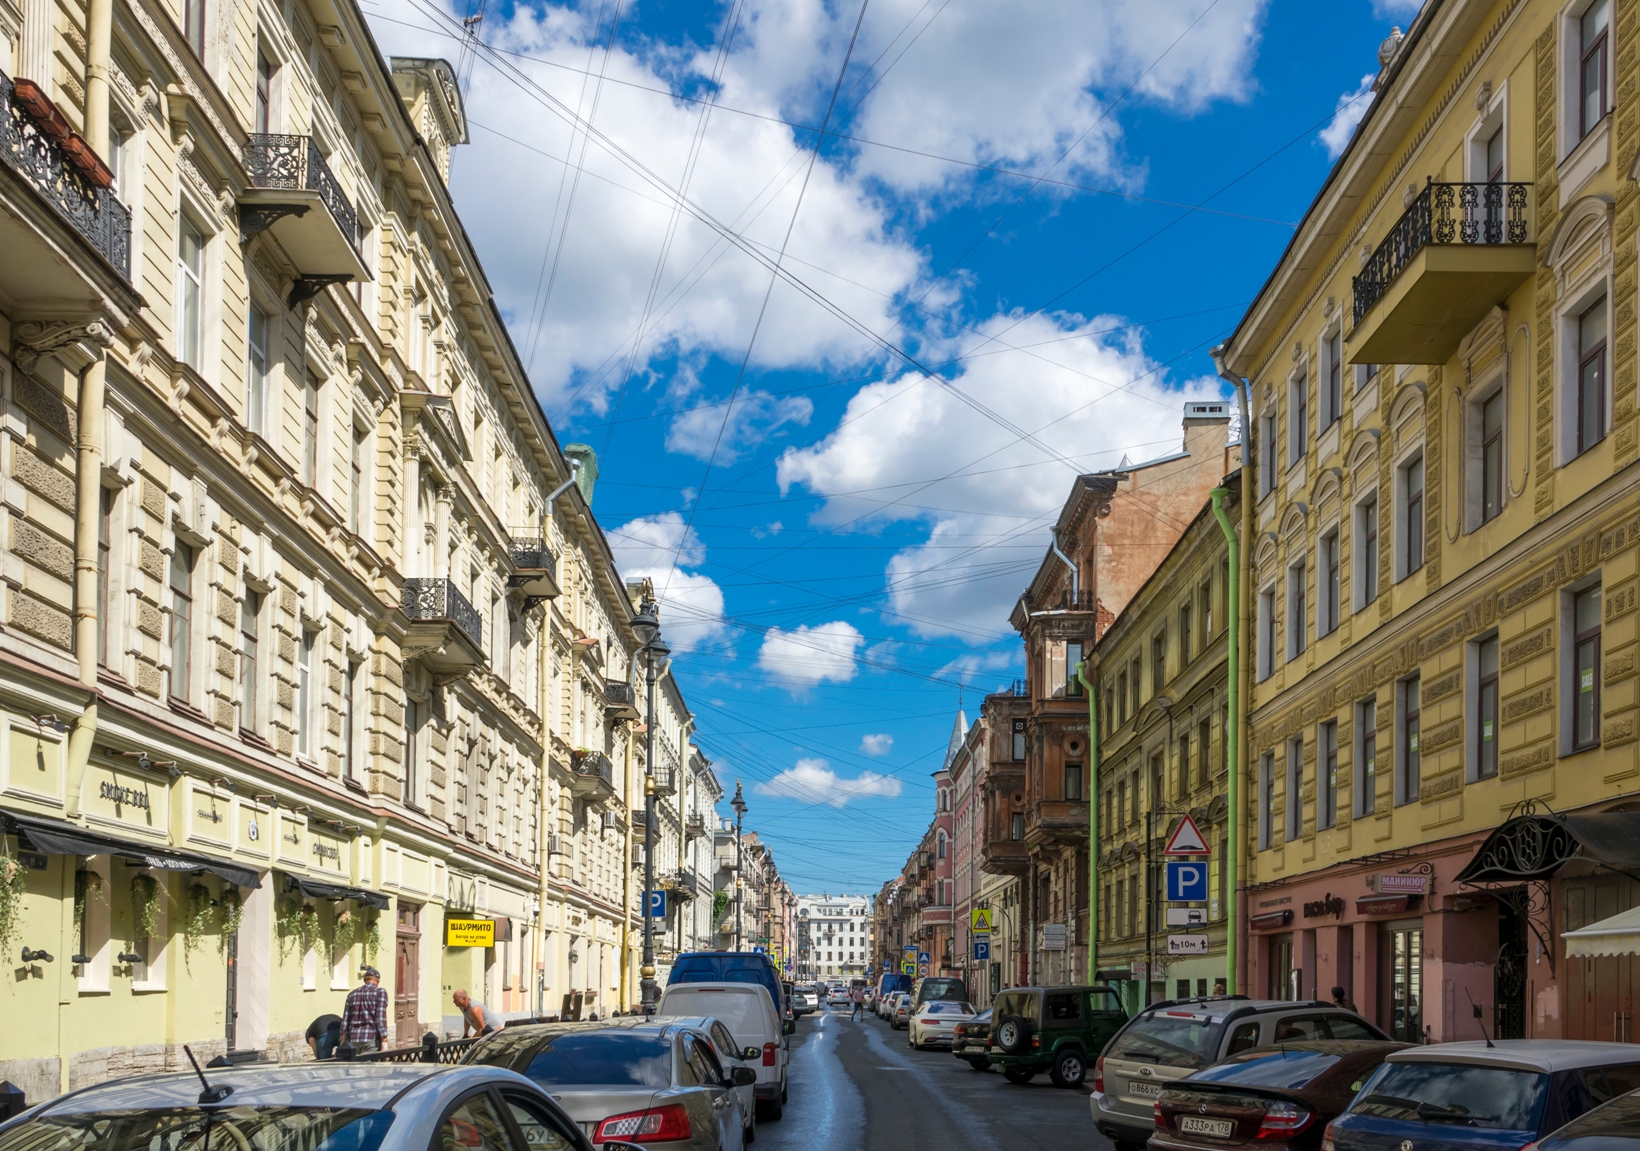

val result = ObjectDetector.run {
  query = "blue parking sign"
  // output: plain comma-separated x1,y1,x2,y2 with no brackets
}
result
1166,861,1208,902
646,890,667,917
973,939,990,961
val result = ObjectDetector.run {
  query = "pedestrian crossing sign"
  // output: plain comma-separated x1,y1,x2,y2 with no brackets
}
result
970,908,993,932
901,960,915,975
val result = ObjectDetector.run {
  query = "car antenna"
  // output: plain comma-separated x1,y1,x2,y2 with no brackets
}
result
1464,990,1495,1048
184,1045,234,1104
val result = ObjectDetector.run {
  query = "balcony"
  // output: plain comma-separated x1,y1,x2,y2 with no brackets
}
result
604,680,640,721
1349,180,1533,365
1025,800,1090,850
651,768,675,797
0,70,133,307
569,748,616,800
239,133,368,301
980,838,1029,876
508,534,560,607
665,869,699,899
685,812,707,839
401,578,484,681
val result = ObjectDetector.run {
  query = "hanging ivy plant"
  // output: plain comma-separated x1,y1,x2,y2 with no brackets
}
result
363,908,382,963
130,873,159,941
182,883,214,960
0,850,26,953
218,887,244,953
275,893,304,958
74,868,105,928
332,904,355,958
297,901,320,958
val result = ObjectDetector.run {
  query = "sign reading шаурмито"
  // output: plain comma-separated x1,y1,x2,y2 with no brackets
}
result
445,918,496,948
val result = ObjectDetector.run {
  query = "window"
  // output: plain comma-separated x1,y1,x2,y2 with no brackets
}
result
1258,585,1277,681
1115,778,1126,831
1259,412,1277,495
343,659,360,781
1399,676,1421,805
1011,719,1026,761
255,51,273,134
1577,297,1607,455
1064,762,1082,801
239,591,260,730
1323,332,1342,429
1358,495,1379,608
184,0,205,56
1580,0,1609,140
1356,362,1381,392
168,544,194,700
302,373,320,487
247,308,270,435
1320,529,1340,637
1200,579,1213,641
1258,752,1274,850
937,832,946,859
1572,585,1602,752
1356,700,1377,818
1387,926,1424,1042
1287,559,1307,658
1286,738,1303,840
1066,640,1084,696
1152,632,1166,693
1319,720,1337,830
403,701,419,804
1177,734,1189,797
1289,373,1308,465
349,424,366,533
1179,604,1192,666
97,487,114,666
177,218,204,368
1010,811,1023,841
1129,658,1141,715
1477,636,1499,780
1402,454,1425,576
1197,719,1211,789
1116,670,1128,722
297,628,315,759
1477,390,1504,525
1486,124,1504,182
1150,752,1164,811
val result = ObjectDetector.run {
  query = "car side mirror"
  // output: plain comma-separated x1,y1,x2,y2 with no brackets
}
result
782,1019,796,1035
731,1066,758,1087
743,1046,761,1060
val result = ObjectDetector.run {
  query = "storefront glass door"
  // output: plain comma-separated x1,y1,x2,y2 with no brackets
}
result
1269,935,1296,1000
1386,924,1423,1042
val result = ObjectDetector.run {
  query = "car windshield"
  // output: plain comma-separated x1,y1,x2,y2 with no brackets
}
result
519,1033,673,1089
661,989,766,1039
1107,1013,1217,1069
922,1003,974,1015
0,1107,394,1151
917,979,967,1003
1190,1050,1344,1090
1349,1063,1547,1131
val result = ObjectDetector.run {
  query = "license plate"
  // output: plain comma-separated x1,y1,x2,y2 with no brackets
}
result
1128,1079,1163,1098
1180,1117,1235,1138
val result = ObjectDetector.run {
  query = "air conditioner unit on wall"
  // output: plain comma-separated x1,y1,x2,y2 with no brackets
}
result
632,844,645,867
601,811,617,831
547,834,564,855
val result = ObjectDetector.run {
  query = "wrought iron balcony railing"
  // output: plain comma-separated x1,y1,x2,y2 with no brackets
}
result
508,534,555,576
605,681,638,710
1353,179,1531,325
685,811,707,838
0,69,131,280
570,748,615,790
243,133,360,255
401,578,483,650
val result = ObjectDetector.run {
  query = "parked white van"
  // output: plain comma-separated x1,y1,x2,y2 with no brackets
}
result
657,980,790,1120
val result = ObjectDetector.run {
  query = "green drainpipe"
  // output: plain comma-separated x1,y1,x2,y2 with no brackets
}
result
1208,487,1240,995
1077,659,1098,984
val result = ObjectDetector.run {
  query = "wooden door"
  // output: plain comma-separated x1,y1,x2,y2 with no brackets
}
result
395,904,420,1046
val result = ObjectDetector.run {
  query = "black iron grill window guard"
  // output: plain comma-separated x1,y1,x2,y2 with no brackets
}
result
243,133,361,256
401,577,484,651
0,69,131,281
1353,179,1530,325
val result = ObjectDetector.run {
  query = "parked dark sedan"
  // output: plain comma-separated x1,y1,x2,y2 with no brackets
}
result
1526,1089,1640,1151
1152,1041,1408,1151
953,1009,993,1071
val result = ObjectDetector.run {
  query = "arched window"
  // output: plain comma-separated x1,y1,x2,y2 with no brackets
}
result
937,831,947,860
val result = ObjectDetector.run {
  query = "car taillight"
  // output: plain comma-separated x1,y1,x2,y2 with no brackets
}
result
1093,1056,1104,1094
1320,1121,1337,1151
1030,1034,1040,1049
763,1042,777,1066
594,1104,692,1144
1154,1102,1166,1129
1255,1102,1313,1140
954,1025,966,1039
1518,1144,1539,1151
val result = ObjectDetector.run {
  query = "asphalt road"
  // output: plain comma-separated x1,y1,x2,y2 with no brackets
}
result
756,1006,1116,1150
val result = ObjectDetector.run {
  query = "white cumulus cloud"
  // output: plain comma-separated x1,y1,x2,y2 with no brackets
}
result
605,513,728,653
754,757,903,806
1319,74,1376,160
757,620,865,686
859,733,893,756
666,388,814,464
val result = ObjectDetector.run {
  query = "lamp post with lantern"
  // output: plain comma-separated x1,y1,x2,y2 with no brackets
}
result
632,597,669,1013
730,781,747,951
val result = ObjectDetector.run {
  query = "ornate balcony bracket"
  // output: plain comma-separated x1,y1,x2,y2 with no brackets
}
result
239,202,308,245
288,273,353,309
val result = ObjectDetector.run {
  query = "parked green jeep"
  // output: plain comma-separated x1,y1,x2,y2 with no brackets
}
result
987,984,1128,1088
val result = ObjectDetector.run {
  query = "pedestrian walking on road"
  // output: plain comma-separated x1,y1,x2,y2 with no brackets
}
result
341,966,389,1053
850,985,865,1021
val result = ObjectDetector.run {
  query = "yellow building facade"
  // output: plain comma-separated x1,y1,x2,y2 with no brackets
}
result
1219,0,1640,1042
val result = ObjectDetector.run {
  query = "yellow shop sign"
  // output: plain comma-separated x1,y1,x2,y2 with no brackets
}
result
445,918,496,948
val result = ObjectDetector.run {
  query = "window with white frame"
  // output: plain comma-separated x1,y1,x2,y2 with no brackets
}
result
1288,372,1308,466
1355,698,1377,818
1575,295,1607,456
1319,528,1340,637
1285,737,1303,840
1397,453,1425,580
1566,582,1602,754
1257,584,1277,681
247,307,271,436
1286,557,1307,659
177,218,205,369
168,544,195,701
343,658,361,783
349,422,367,534
239,591,260,731
302,373,320,488
296,627,316,760
1577,0,1610,143
74,854,112,992
97,487,117,668
1319,719,1338,830
1320,331,1343,431
1397,675,1421,806
1259,410,1277,496
1354,362,1381,393
1355,492,1380,611
1474,634,1499,781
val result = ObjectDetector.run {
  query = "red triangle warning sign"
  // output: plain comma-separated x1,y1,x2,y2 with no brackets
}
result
1163,814,1211,856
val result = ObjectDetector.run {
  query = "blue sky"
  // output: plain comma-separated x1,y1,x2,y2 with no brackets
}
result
363,0,1422,893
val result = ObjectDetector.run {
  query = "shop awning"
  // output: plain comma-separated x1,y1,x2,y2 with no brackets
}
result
1564,906,1640,958
288,874,389,910
1455,810,1640,883
1249,909,1292,932
4,812,261,889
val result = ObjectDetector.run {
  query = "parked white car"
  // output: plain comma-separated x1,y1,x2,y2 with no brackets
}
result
791,989,818,1015
658,980,791,1121
908,1000,977,1050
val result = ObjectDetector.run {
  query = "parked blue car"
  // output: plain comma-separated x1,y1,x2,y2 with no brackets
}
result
1325,1042,1640,1151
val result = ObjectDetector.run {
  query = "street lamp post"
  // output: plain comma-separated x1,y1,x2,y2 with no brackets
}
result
632,598,669,1014
731,782,747,951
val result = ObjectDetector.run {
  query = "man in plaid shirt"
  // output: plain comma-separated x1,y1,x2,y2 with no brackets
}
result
341,966,389,1052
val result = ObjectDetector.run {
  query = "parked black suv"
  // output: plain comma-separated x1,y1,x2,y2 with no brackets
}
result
987,984,1128,1088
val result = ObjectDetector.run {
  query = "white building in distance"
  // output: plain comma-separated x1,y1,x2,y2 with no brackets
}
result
796,894,872,982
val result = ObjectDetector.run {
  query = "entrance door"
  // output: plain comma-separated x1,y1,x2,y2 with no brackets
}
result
1380,922,1423,1042
1495,899,1527,1040
1269,935,1295,1000
395,904,420,1046
224,928,240,1050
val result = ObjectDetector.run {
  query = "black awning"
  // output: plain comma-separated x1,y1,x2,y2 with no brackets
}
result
5,812,262,889
1455,811,1640,883
288,874,390,909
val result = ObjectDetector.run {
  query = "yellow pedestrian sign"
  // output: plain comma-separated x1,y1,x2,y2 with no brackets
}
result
970,908,993,933
901,960,915,975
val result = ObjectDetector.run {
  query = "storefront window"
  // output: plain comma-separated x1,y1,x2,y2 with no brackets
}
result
1269,935,1296,1000
1387,923,1423,1042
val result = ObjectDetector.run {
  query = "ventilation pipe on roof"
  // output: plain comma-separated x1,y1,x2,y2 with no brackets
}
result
546,458,581,521
1048,529,1078,601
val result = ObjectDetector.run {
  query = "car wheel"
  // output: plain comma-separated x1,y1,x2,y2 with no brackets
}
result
757,1094,784,1122
966,1058,990,1072
781,1078,787,1104
1002,1065,1035,1085
1050,1049,1086,1088
744,1110,756,1144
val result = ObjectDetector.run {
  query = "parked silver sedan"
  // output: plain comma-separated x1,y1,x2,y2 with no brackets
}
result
0,1061,649,1151
466,1020,754,1151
